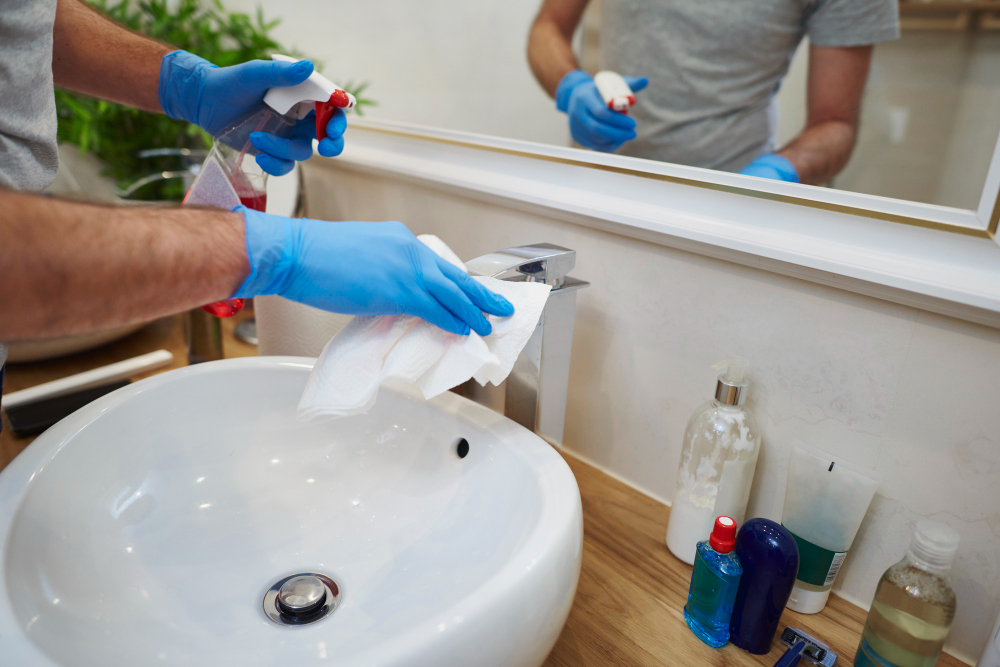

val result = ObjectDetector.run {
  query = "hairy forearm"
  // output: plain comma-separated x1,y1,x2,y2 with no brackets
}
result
528,19,581,98
778,120,857,186
0,190,248,340
52,0,172,112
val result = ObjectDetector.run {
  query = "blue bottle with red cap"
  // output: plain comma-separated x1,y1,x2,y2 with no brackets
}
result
684,515,743,647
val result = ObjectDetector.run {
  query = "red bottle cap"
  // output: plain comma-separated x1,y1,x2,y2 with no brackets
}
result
709,516,738,554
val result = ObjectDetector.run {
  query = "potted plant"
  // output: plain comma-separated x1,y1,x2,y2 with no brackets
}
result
55,0,372,201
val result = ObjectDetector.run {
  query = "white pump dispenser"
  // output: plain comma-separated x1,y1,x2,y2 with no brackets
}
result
665,358,762,565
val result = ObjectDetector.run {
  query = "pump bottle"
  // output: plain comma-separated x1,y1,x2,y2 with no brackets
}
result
184,54,356,318
666,359,761,565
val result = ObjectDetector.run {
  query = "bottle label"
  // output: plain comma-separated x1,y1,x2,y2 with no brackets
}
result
784,526,848,588
713,458,755,525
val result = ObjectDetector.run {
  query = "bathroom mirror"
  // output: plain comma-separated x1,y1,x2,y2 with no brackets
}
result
232,0,1000,235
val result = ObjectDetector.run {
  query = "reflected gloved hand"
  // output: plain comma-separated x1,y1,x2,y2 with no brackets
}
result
556,70,648,152
233,207,515,336
739,154,800,183
158,51,347,177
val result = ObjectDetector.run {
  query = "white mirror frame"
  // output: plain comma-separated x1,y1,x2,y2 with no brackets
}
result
321,118,1000,328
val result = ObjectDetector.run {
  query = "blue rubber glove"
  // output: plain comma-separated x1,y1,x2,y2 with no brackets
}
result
234,207,514,336
556,70,648,152
158,51,347,177
739,154,799,183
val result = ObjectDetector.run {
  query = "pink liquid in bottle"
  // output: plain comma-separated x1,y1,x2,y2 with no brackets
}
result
200,134,267,318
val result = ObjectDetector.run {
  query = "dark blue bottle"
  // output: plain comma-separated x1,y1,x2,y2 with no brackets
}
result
729,518,800,654
684,516,742,648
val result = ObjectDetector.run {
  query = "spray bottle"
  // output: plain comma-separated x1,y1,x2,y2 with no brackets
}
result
666,359,762,565
184,54,356,318
594,71,637,113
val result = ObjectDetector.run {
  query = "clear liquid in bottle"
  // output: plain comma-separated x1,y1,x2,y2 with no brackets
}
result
854,520,958,667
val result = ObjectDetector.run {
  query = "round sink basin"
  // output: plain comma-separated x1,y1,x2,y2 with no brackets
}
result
0,357,582,666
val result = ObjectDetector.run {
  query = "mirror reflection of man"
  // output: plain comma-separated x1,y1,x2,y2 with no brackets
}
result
528,0,899,185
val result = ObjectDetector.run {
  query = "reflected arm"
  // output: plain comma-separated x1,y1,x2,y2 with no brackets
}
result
0,189,248,340
777,45,873,185
528,0,592,97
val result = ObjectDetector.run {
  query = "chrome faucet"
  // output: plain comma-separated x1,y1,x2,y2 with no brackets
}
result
456,244,589,447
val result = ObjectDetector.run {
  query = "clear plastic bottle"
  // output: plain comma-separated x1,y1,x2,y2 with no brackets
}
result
189,116,273,318
666,359,761,565
183,54,356,318
854,520,959,667
684,516,743,647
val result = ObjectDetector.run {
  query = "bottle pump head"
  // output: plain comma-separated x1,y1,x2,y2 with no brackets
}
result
712,358,749,406
262,54,356,142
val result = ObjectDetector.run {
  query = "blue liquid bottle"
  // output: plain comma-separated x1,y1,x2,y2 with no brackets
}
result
684,516,743,647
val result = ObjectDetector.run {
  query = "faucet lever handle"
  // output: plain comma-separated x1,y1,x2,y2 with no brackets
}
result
465,243,576,287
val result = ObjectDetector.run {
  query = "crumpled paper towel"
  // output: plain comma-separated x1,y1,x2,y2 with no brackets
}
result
297,235,551,420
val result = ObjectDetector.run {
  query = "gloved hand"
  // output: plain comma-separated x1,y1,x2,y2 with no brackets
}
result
738,154,799,183
234,207,514,336
556,70,648,152
158,51,346,177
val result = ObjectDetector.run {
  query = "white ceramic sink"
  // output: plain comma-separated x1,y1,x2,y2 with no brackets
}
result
0,357,582,666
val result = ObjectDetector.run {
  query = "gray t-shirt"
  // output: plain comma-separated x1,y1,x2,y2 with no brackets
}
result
0,0,59,395
600,0,900,171
0,0,59,191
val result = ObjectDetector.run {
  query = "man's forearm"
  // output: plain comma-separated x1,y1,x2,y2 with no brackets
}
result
528,0,591,97
52,0,172,112
777,120,857,186
528,20,580,97
0,190,248,340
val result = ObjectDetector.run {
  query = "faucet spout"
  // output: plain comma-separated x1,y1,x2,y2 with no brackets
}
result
458,243,589,447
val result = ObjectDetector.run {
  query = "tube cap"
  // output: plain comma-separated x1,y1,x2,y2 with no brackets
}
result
710,516,738,554
786,584,831,614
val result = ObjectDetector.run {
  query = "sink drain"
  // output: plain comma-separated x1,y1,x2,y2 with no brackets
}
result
263,573,341,626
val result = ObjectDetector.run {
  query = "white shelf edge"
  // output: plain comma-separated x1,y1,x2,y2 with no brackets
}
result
311,125,1000,329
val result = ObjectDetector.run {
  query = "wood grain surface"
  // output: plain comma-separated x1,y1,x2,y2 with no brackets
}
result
0,312,967,666
544,455,966,666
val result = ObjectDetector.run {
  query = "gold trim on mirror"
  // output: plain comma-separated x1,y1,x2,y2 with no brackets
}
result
356,125,995,240
991,188,1000,235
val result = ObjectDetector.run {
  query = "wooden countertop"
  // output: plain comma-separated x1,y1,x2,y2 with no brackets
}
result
1,314,966,667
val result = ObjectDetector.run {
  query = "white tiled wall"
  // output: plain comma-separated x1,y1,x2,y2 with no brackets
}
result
303,163,1000,661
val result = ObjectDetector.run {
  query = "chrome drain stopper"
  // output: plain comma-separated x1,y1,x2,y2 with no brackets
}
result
264,573,341,626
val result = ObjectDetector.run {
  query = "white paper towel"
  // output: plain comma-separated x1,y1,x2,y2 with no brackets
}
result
297,236,551,420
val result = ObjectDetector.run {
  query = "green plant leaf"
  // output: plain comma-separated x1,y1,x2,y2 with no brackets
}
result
56,0,374,200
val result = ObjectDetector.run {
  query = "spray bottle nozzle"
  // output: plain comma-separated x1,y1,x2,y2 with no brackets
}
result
314,89,355,142
262,54,356,141
711,357,749,384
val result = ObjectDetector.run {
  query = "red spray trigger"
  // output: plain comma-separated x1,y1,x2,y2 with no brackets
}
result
314,90,352,141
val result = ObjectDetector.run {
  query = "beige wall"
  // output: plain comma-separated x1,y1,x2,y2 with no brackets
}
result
302,161,1000,660
777,31,1000,210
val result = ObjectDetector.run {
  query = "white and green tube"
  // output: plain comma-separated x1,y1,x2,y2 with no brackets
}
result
781,443,880,614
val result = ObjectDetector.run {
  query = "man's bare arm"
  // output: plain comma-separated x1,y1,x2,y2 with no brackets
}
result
51,0,171,112
777,45,873,186
528,0,591,97
0,189,248,341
